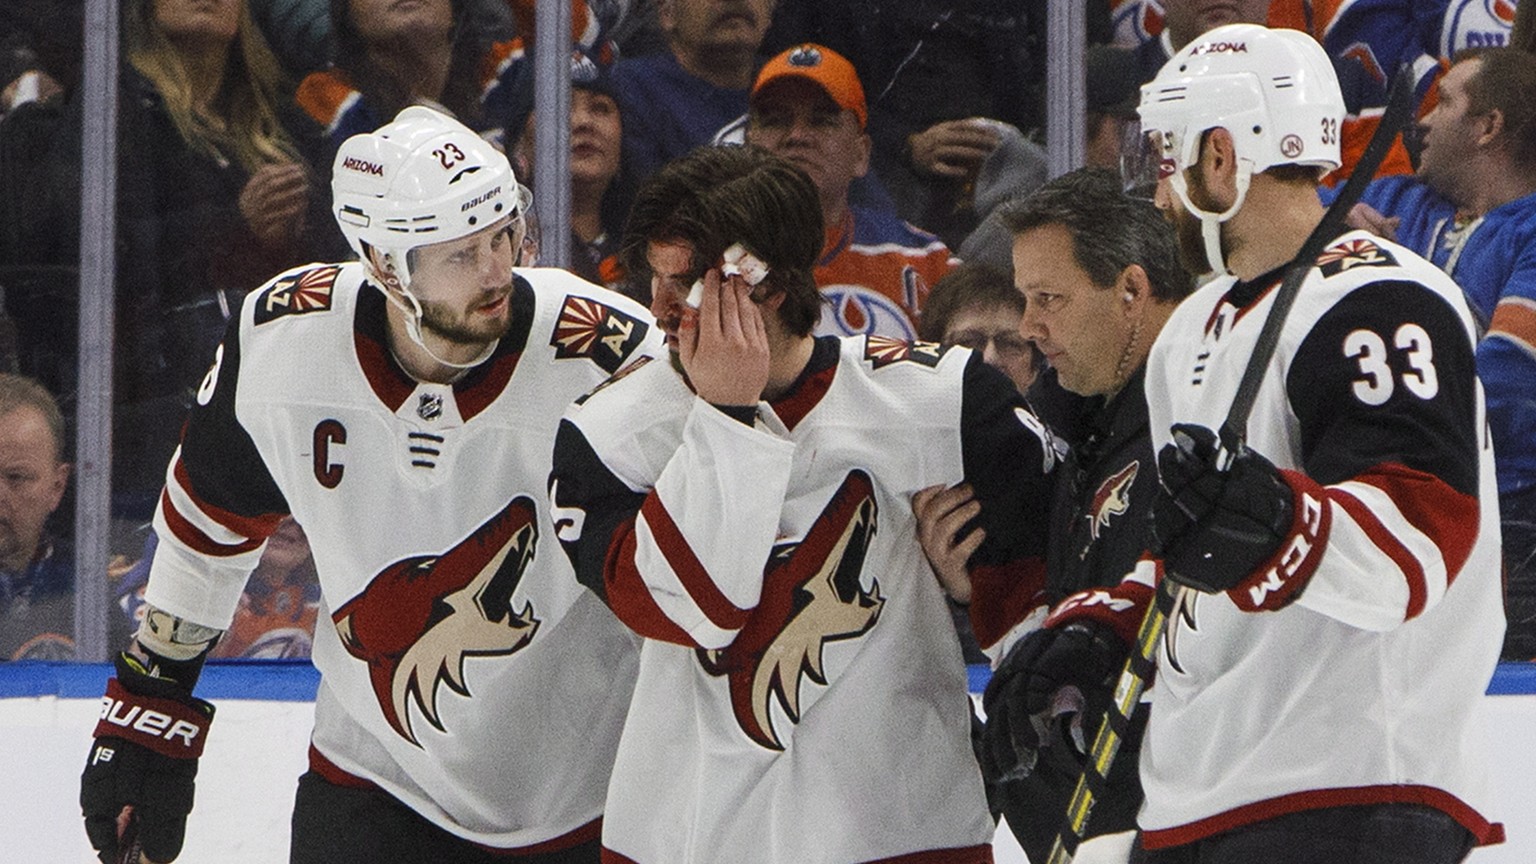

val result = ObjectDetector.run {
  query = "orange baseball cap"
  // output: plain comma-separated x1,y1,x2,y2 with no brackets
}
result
751,44,867,129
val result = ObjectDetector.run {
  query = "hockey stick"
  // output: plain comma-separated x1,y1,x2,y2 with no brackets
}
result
1043,65,1419,864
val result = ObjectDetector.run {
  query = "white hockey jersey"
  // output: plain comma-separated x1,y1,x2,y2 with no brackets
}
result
1140,231,1505,848
550,336,1058,864
144,263,661,849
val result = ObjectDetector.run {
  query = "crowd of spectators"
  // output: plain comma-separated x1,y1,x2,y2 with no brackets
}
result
0,0,1532,666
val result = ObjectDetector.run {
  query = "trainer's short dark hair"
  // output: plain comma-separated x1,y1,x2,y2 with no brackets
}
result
622,145,824,336
1001,168,1193,303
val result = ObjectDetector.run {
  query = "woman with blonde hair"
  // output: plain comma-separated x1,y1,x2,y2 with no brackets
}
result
15,0,337,517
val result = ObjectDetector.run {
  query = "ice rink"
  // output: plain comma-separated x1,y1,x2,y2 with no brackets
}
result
6,662,1531,863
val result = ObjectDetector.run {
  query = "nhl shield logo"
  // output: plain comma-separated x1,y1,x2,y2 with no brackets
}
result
417,393,444,421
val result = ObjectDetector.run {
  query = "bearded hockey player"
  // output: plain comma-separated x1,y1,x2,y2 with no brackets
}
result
1129,24,1504,862
548,144,1058,863
80,106,660,864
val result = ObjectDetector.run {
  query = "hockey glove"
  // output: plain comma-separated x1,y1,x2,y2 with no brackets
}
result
81,652,215,864
980,619,1124,786
1151,423,1298,595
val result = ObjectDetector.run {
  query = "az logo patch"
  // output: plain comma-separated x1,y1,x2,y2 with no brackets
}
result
254,265,341,324
1317,239,1398,278
864,335,948,369
551,296,649,374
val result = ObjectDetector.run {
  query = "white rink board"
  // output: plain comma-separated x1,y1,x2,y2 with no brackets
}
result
6,693,1531,863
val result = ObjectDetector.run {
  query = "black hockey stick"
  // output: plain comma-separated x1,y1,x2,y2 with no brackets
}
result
1043,65,1418,864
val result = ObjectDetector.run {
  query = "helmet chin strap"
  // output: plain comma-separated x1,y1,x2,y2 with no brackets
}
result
1168,161,1253,276
370,256,501,373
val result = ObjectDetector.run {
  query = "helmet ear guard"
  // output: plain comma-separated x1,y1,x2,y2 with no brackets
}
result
1132,24,1344,274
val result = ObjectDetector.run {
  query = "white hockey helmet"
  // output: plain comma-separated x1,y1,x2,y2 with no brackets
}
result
331,105,532,289
1133,24,1343,273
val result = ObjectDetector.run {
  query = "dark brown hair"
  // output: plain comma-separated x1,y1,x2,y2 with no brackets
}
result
622,145,825,336
918,262,1022,342
1001,168,1193,303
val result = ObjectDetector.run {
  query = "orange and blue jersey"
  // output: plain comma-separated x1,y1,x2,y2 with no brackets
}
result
814,205,956,341
1329,175,1536,497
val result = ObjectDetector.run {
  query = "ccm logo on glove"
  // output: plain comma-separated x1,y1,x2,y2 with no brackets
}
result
94,678,210,757
1235,486,1328,612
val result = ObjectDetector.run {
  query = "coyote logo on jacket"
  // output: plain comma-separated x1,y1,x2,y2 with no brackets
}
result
333,498,542,745
698,471,885,750
1088,461,1139,542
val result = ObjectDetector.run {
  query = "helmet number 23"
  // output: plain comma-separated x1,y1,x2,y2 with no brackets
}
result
1343,323,1438,406
434,142,466,169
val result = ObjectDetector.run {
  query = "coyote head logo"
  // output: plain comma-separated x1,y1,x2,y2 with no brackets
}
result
333,498,542,745
698,471,884,750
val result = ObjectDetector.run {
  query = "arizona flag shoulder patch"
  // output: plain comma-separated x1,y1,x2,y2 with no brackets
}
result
864,336,949,369
550,295,650,374
254,265,342,325
1317,238,1398,278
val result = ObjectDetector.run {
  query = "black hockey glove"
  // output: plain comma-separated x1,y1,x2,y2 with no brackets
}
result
81,653,215,864
980,620,1124,786
1151,424,1296,595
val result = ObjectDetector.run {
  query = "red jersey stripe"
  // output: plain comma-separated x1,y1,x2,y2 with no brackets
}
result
1328,486,1429,620
604,516,704,647
1139,783,1505,849
171,458,285,541
639,493,751,631
159,488,265,557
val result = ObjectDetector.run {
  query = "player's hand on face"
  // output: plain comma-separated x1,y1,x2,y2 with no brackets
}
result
239,162,312,248
679,267,770,407
912,483,984,603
